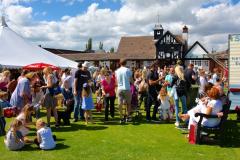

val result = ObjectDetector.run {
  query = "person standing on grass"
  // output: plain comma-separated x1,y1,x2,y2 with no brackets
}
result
81,83,94,125
101,71,116,121
146,62,163,121
73,62,92,122
171,66,187,127
115,59,133,123
184,63,197,109
41,67,59,128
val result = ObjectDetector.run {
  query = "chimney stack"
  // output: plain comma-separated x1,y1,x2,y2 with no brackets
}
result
182,25,188,50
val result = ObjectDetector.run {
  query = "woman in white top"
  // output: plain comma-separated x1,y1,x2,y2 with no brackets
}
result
180,87,223,129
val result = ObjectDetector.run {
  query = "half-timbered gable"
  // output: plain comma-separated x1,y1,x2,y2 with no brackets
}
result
155,31,184,65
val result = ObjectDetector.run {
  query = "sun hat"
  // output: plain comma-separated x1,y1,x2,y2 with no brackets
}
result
82,61,90,68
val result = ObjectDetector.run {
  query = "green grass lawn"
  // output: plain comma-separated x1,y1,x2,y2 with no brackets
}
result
1,101,240,160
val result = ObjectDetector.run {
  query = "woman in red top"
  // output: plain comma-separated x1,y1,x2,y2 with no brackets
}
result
101,71,116,121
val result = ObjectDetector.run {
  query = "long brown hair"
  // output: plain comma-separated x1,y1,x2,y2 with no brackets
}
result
82,84,91,97
22,104,34,123
10,119,23,143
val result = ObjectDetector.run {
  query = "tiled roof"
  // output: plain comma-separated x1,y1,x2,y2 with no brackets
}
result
211,50,229,59
116,36,156,60
57,52,119,61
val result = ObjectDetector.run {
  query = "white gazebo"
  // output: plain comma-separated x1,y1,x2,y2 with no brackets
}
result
0,16,78,69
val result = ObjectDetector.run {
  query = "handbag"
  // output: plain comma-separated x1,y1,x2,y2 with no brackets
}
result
189,122,197,144
3,107,17,118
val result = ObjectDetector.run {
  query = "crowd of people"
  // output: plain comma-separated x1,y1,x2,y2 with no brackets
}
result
0,58,229,150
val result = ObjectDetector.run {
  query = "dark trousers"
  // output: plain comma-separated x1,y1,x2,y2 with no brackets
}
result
146,93,160,120
186,87,197,109
104,96,115,121
0,117,6,135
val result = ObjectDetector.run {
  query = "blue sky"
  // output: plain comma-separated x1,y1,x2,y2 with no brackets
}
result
2,0,240,51
19,0,122,21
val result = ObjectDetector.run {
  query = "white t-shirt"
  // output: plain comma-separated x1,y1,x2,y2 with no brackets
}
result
115,66,132,91
62,75,73,89
202,99,222,127
37,127,56,150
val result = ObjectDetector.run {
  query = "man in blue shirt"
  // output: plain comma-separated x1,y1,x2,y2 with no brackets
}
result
115,59,132,123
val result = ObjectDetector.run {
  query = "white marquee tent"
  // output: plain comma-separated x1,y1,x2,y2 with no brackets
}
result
0,16,78,69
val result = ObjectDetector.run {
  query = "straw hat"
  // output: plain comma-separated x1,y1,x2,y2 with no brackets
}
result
25,72,36,79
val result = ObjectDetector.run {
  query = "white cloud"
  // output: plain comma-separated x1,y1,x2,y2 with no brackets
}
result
5,5,32,25
2,0,240,52
58,0,84,5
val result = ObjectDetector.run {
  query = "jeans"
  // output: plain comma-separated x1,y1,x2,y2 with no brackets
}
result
146,93,160,120
104,96,115,121
74,92,84,120
174,95,187,122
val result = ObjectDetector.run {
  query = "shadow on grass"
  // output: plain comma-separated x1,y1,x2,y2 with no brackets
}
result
219,120,240,148
197,120,240,148
54,143,70,150
51,123,108,132
19,143,70,152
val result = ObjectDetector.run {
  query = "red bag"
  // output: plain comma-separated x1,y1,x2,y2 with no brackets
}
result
3,107,17,118
189,123,197,144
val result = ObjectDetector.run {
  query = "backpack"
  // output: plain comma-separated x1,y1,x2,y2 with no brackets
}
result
175,78,186,96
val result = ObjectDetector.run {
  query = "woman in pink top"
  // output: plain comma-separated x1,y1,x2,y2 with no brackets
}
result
101,71,116,121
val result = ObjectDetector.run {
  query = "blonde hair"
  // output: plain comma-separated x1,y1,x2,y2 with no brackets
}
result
43,67,53,75
159,87,167,101
2,70,10,77
25,72,37,79
175,66,185,80
36,119,46,130
141,69,147,80
100,68,107,76
0,91,8,99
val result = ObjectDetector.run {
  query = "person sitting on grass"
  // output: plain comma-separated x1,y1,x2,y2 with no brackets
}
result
16,104,35,138
82,83,94,125
180,87,223,130
4,119,25,151
157,87,173,121
34,119,56,150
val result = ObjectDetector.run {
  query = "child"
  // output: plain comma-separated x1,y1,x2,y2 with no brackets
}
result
158,87,173,121
35,119,56,150
32,83,44,119
82,83,94,124
16,104,35,137
95,89,103,112
58,89,74,125
4,119,25,150
0,91,9,135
